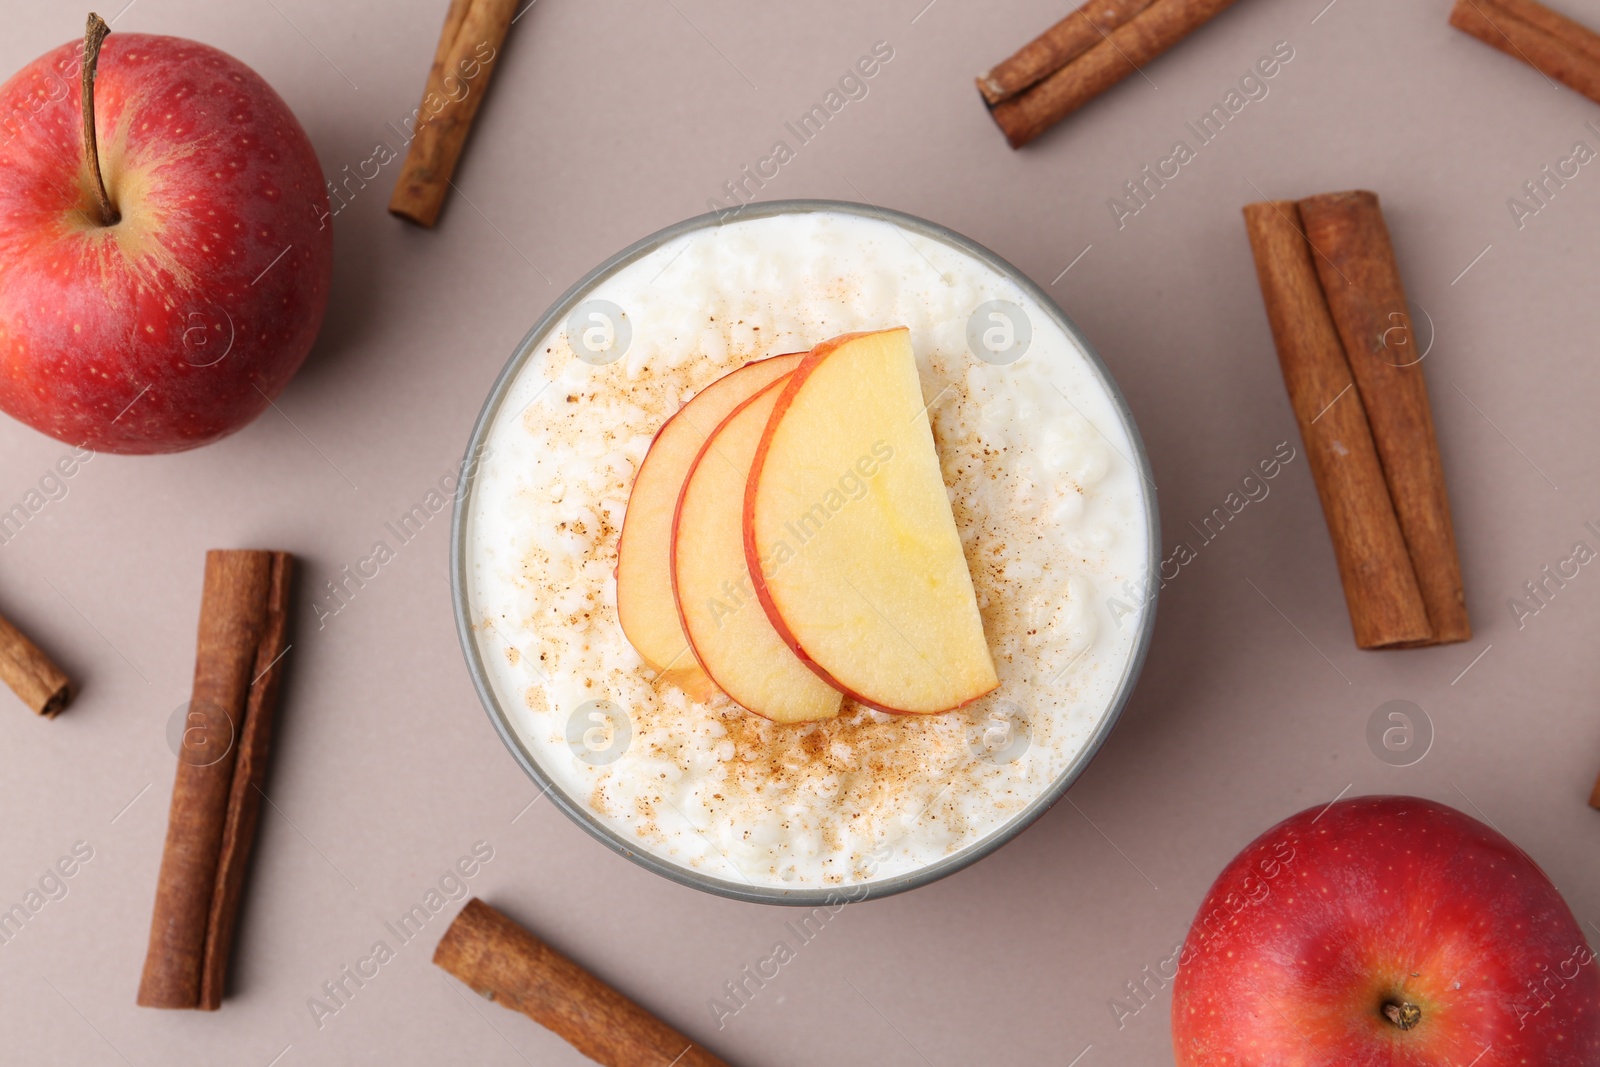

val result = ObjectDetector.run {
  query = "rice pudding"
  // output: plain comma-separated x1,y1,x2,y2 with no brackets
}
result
460,205,1153,894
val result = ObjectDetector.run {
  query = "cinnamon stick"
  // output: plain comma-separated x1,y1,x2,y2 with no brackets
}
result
198,554,293,1009
0,611,71,717
1589,767,1600,810
389,0,520,227
977,0,1158,106
434,898,734,1067
986,0,1243,148
1299,191,1470,646
1243,201,1433,650
1450,0,1600,106
138,551,294,1010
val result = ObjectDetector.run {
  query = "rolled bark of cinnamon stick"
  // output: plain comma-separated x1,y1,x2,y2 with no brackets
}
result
1299,191,1470,646
977,0,1158,106
1450,0,1600,106
988,0,1242,148
435,898,734,1067
389,0,520,227
198,554,293,1009
138,550,294,1010
1487,0,1600,64
1589,768,1600,810
1243,201,1434,650
0,611,71,717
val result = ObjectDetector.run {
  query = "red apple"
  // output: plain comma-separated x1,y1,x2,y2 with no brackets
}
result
0,21,331,454
1172,795,1600,1066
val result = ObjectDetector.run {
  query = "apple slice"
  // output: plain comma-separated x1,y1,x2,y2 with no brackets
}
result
744,328,998,714
616,353,803,699
673,377,844,724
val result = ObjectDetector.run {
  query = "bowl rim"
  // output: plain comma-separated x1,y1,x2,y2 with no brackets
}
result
450,198,1160,906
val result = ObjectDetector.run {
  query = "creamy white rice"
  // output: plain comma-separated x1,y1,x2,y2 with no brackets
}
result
463,209,1150,889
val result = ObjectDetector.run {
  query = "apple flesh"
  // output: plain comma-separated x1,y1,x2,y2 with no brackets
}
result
744,328,997,715
673,374,843,724
615,353,802,699
1172,795,1600,1066
0,32,332,453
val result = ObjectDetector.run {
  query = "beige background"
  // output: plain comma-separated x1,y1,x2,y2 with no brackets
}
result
3,0,1599,1063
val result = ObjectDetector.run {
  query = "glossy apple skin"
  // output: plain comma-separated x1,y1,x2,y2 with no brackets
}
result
1172,795,1600,1066
0,33,331,453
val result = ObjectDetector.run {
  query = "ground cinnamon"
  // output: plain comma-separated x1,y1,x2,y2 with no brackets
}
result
138,551,294,1010
1243,201,1434,650
985,0,1243,148
0,610,71,717
1299,191,1470,645
389,0,521,227
434,898,734,1067
1450,0,1600,106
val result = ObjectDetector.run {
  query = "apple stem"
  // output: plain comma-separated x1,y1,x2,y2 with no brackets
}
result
80,12,119,227
1382,1000,1422,1031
